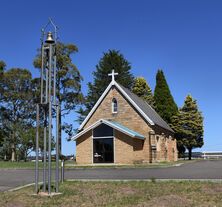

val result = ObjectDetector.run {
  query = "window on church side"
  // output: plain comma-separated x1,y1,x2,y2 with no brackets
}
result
112,98,118,113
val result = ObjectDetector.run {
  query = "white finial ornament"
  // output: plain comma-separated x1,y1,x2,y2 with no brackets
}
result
108,69,118,84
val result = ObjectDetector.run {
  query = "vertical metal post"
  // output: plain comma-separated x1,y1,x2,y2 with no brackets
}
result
43,110,47,192
48,44,52,195
40,43,44,104
35,104,39,194
53,42,59,193
43,47,48,192
53,50,57,105
37,19,59,195
61,160,64,183
45,68,48,104
55,104,59,192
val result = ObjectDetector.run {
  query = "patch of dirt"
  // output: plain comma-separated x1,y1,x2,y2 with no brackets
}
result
77,185,114,206
5,202,25,207
78,186,98,197
119,186,138,195
202,185,222,195
137,194,192,207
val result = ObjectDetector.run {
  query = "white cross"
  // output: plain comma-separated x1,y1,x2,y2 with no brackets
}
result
108,69,118,82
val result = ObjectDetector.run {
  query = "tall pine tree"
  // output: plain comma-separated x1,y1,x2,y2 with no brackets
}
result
154,69,178,124
132,77,155,108
171,95,204,160
78,49,134,123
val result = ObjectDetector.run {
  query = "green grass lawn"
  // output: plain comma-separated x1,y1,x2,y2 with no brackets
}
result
1,181,222,207
0,161,71,169
0,160,197,169
0,161,57,169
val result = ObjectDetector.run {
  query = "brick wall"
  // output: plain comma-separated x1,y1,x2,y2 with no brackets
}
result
84,86,151,136
76,85,178,164
76,131,92,164
133,138,145,163
114,130,134,164
83,86,152,163
76,129,147,164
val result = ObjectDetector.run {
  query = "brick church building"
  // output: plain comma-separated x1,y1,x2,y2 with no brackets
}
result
71,70,178,164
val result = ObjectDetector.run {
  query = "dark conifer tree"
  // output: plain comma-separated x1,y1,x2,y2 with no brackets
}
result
171,95,204,160
78,50,134,123
154,69,178,124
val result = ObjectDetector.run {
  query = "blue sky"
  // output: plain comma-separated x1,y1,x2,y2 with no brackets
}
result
0,0,221,155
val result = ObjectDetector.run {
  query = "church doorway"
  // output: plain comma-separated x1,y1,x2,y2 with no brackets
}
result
93,124,114,163
93,138,114,163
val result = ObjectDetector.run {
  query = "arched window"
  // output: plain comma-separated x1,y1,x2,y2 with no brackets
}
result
112,98,118,113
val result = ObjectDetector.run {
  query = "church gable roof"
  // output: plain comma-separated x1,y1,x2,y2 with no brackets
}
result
72,119,145,140
79,79,173,132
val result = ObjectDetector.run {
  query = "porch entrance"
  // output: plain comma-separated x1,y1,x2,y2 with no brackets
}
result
93,138,114,163
93,124,114,163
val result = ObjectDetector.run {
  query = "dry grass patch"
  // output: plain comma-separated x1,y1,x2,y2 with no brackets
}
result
1,181,222,207
145,194,193,207
201,183,222,194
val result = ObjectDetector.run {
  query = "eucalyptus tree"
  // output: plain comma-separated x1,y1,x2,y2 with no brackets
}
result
33,42,83,155
0,68,34,161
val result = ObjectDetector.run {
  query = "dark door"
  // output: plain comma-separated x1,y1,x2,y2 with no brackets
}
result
93,138,114,163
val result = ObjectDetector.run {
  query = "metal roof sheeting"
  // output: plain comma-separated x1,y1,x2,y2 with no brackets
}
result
72,119,145,140
107,120,145,139
118,84,173,132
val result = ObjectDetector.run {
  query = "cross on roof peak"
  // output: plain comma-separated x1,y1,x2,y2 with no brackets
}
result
108,69,118,83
